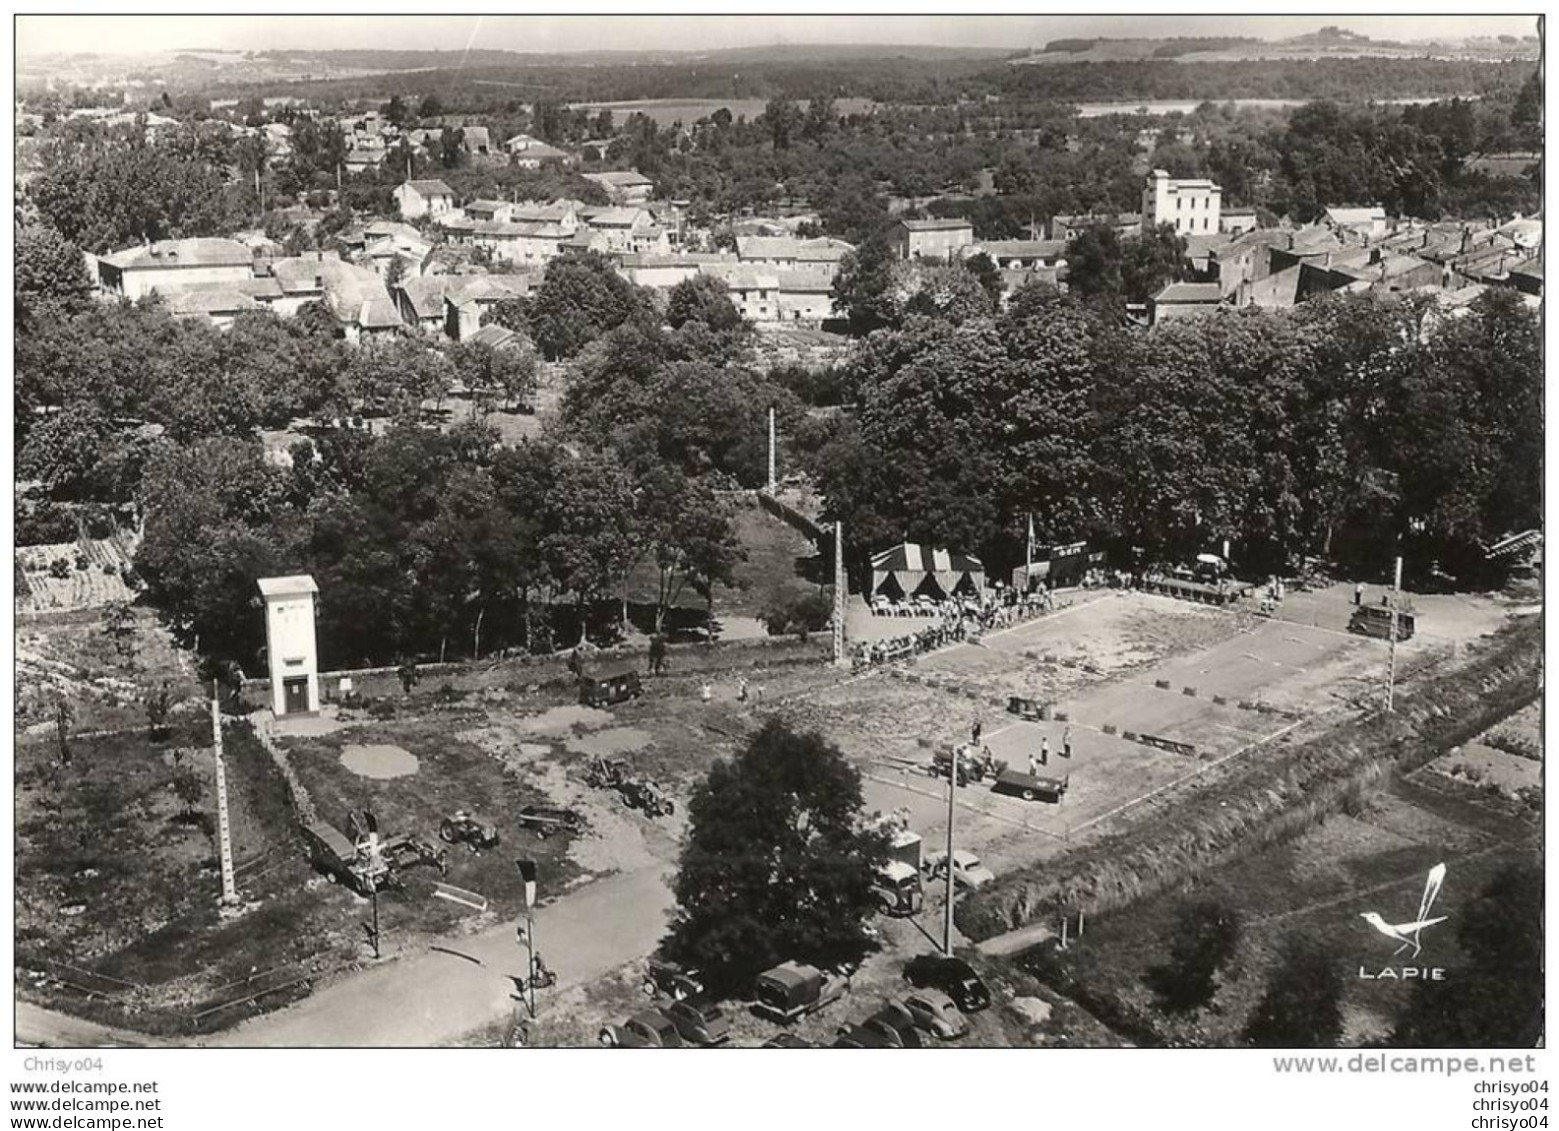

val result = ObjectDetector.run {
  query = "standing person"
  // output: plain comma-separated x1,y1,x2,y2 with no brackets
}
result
737,676,749,703
1354,582,1364,607
1040,735,1050,766
1063,727,1073,760
1027,749,1040,777
755,683,766,704
699,681,712,704
971,716,983,746
648,634,666,675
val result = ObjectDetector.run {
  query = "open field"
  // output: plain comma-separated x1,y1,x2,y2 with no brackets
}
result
572,97,878,127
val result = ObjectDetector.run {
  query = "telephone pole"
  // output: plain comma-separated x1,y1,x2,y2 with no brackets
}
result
767,406,776,494
833,520,847,667
211,683,238,909
943,742,957,956
1386,555,1403,712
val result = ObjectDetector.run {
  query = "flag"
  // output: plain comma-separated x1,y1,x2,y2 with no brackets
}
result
1026,513,1036,571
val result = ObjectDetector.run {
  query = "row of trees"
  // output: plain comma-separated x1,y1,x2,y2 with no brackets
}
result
811,281,1541,586
135,423,744,670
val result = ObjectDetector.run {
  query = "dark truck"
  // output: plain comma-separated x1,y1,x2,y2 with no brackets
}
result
1348,602,1416,641
580,670,643,708
871,828,924,917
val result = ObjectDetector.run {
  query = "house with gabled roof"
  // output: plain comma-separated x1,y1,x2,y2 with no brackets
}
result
444,274,538,341
393,179,456,220
889,218,973,261
582,169,654,204
95,238,257,301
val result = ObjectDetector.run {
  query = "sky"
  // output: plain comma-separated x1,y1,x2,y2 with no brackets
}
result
14,12,1542,58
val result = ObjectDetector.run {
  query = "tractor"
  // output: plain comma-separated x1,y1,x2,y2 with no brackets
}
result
439,810,501,851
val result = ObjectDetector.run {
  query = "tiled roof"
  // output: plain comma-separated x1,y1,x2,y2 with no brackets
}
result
397,277,451,320
584,169,654,187
898,218,973,232
101,238,253,270
1153,282,1224,303
970,239,1065,259
401,179,455,198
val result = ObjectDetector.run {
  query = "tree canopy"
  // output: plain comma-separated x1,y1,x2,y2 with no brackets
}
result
661,718,889,996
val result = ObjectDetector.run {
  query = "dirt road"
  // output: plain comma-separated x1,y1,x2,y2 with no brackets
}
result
206,864,675,1047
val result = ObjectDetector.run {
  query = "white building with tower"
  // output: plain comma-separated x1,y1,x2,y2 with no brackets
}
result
1142,169,1223,237
258,575,321,716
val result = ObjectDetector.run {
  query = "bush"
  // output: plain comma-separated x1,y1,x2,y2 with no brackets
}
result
366,699,397,720
760,591,833,639
48,558,72,580
15,501,78,546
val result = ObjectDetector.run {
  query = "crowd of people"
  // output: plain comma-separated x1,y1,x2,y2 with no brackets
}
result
852,584,1060,671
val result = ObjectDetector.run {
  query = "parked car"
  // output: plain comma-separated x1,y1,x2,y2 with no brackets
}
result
643,957,704,1002
664,997,730,1046
923,848,996,891
761,1033,818,1048
580,670,643,708
902,955,991,1012
902,990,968,1039
860,1001,924,1048
598,1009,684,1048
832,1023,897,1048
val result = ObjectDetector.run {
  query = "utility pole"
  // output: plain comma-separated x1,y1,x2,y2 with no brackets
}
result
767,406,776,494
943,742,957,956
210,683,239,909
1386,554,1403,712
833,520,846,668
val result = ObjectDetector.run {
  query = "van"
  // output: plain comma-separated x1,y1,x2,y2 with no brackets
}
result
1347,603,1416,641
579,669,644,708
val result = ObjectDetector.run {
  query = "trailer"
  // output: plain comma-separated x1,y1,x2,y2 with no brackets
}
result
516,805,585,840
991,768,1069,803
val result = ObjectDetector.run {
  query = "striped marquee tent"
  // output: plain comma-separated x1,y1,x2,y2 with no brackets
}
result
870,542,985,599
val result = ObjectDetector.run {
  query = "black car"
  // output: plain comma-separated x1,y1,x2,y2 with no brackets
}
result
902,955,991,1012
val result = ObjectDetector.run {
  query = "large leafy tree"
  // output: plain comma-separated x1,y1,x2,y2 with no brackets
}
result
541,451,641,642
1243,936,1346,1047
526,253,645,360
1146,897,1244,1014
15,224,93,318
661,718,889,996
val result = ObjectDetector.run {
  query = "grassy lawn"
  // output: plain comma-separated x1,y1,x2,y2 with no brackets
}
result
14,720,358,1035
278,708,587,934
620,496,824,635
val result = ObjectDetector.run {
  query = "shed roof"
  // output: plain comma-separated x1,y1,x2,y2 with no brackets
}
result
258,575,319,598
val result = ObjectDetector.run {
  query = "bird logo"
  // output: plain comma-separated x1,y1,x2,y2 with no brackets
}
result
1360,863,1448,958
